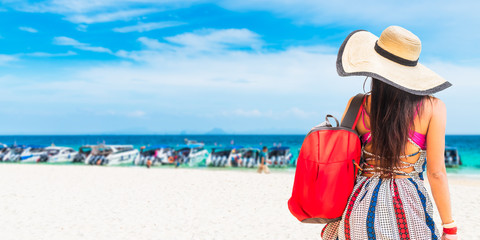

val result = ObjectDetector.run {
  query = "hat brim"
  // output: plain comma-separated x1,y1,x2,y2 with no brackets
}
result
337,30,452,95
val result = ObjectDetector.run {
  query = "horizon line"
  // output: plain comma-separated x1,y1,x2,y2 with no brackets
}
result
0,133,478,136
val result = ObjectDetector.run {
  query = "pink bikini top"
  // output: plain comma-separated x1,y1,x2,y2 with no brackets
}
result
360,99,426,150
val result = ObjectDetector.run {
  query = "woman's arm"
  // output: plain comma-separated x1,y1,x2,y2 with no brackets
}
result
425,98,453,225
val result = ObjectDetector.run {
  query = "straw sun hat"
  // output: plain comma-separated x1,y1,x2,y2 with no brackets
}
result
337,26,452,95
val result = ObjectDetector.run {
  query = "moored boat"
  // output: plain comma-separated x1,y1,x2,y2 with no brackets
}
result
207,145,243,167
85,145,139,166
268,146,292,167
174,143,209,167
136,145,175,166
44,146,77,163
445,147,461,168
72,145,94,163
2,145,47,163
0,144,9,161
237,147,261,168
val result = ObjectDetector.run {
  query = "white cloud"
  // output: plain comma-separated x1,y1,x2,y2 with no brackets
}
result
6,0,196,14
65,8,158,24
137,37,173,50
26,51,77,57
53,36,112,53
218,1,480,26
107,29,339,95
5,0,480,33
216,0,480,62
226,109,264,117
78,46,112,53
53,36,82,45
126,110,146,118
164,28,263,51
117,29,264,60
7,31,341,106
19,26,38,33
6,1,478,61
0,54,18,65
76,24,88,32
113,21,185,33
3,1,196,24
126,29,264,57
286,107,317,119
1,27,476,134
4,0,479,62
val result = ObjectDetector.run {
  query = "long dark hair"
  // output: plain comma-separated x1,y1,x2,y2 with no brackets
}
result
369,78,428,177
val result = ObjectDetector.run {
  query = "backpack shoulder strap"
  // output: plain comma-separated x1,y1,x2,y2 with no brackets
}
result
340,93,366,130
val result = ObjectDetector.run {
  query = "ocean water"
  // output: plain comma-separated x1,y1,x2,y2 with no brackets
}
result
0,135,479,174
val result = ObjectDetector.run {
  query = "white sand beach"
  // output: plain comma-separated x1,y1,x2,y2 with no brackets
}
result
0,164,478,240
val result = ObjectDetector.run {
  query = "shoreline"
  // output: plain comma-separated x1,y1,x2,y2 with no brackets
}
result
1,161,479,176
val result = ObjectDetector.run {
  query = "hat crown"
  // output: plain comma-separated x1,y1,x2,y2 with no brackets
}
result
377,26,421,61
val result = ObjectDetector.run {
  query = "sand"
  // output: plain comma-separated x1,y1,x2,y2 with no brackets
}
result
0,164,478,240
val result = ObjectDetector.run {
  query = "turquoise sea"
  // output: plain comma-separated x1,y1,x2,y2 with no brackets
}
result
0,135,479,174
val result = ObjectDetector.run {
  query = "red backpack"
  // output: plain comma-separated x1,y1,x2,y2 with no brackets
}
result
288,93,365,223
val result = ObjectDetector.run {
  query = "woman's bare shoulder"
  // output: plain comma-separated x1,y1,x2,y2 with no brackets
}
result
425,96,444,106
423,96,446,116
422,96,446,132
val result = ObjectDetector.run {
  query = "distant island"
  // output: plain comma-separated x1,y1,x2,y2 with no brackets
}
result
204,128,227,135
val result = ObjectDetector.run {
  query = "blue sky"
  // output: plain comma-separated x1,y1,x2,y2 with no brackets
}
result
0,0,478,134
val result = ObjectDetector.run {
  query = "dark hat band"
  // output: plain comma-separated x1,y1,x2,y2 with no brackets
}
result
374,41,418,67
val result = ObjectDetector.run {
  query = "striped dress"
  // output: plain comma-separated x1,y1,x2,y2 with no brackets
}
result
321,140,441,240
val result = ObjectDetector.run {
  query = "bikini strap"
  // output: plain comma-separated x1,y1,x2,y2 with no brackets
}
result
362,148,421,159
361,107,371,131
407,137,423,150
362,137,423,159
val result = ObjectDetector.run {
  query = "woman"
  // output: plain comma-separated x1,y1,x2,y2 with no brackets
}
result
322,26,456,240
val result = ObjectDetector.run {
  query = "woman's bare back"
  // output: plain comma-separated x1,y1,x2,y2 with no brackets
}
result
341,95,437,177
